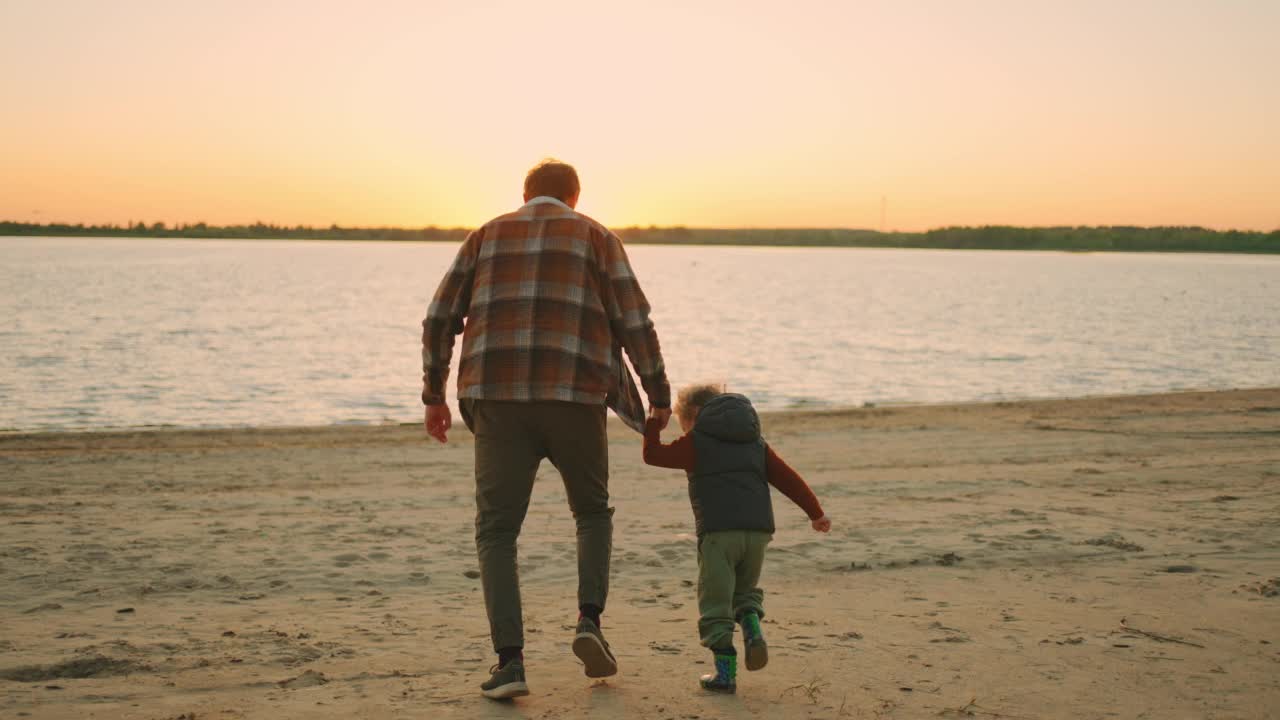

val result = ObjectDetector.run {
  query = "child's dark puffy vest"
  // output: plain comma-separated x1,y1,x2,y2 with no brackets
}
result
686,393,775,537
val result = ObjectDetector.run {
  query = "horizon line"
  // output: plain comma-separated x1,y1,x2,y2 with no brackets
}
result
4,219,1278,234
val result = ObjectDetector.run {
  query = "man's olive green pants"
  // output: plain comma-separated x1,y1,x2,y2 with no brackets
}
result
465,399,612,653
697,530,770,650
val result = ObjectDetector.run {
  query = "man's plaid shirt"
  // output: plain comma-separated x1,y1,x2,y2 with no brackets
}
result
422,197,670,432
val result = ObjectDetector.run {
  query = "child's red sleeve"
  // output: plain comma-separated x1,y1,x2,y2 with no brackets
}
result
765,446,825,520
642,418,697,471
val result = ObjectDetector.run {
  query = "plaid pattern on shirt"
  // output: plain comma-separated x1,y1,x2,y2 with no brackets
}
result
422,197,669,432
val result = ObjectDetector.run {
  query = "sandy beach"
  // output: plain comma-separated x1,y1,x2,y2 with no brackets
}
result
2,389,1278,719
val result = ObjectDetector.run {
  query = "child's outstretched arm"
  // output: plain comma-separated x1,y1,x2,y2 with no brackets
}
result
764,446,831,532
642,417,696,471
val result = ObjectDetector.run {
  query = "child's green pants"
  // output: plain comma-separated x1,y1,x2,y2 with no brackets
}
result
697,530,771,650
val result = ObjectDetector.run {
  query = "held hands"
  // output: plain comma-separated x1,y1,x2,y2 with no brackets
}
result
425,404,452,444
648,405,672,431
811,515,832,533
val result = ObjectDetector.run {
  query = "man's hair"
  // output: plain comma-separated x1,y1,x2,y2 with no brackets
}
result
676,383,725,427
524,159,580,203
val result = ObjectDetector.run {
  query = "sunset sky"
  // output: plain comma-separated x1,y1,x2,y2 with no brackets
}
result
2,0,1277,231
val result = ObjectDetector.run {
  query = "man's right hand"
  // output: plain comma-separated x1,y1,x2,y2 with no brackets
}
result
425,404,452,444
648,405,672,431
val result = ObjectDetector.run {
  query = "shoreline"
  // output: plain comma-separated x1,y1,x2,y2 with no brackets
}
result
2,386,1277,442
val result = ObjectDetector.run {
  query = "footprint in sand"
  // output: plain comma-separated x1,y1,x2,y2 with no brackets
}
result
648,641,683,654
1236,578,1280,597
927,621,971,643
0,656,141,682
277,669,328,689
1081,535,1144,552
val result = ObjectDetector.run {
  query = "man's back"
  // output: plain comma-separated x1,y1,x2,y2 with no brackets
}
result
422,196,669,423
459,199,622,404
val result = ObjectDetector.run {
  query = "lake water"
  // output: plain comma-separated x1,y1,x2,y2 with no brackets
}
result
2,237,1278,431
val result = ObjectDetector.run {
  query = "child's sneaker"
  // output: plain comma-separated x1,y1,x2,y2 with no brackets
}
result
699,652,737,693
740,613,768,671
480,660,529,700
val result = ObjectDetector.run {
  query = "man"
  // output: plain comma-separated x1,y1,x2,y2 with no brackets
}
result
421,159,672,700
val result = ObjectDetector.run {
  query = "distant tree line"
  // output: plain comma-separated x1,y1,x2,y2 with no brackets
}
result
614,225,1280,253
0,220,470,242
3,220,1277,254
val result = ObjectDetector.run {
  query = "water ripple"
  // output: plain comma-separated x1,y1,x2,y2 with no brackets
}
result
3,237,1279,430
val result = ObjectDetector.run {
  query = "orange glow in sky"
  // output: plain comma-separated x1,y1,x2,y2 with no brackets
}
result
2,0,1277,231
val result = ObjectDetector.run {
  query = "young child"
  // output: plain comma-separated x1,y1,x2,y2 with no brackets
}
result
643,384,831,693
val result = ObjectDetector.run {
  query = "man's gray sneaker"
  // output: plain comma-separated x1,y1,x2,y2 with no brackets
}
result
480,661,529,700
572,617,618,677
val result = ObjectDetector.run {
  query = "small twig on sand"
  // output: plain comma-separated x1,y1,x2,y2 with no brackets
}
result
1119,618,1205,648
938,696,1034,719
780,679,827,704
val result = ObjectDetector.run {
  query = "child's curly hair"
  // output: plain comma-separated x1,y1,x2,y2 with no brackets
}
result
675,383,726,428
